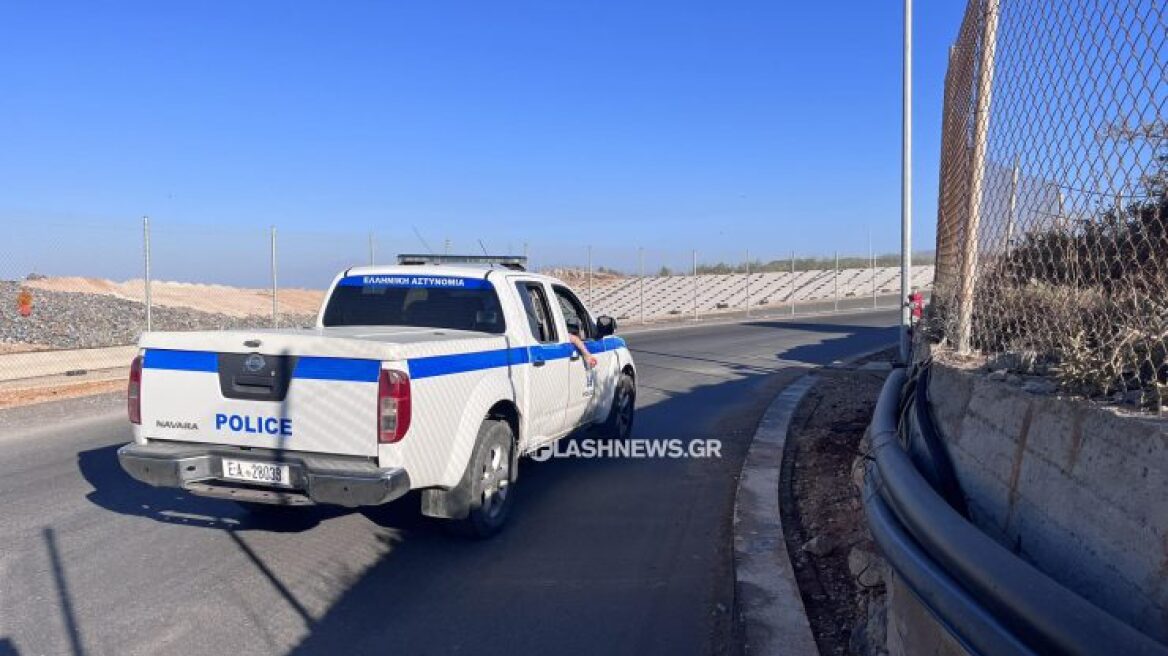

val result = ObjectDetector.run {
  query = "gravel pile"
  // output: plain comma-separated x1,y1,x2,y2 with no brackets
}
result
0,282,316,350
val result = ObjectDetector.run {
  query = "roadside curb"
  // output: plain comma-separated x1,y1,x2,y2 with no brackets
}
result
732,342,896,656
733,374,819,656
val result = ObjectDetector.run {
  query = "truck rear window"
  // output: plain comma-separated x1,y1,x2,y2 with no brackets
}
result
322,275,506,333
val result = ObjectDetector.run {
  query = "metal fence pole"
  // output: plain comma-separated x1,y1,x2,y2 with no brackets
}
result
789,250,796,316
270,226,279,328
870,232,877,309
900,0,913,362
142,216,153,332
692,249,699,320
1006,155,1019,254
834,251,839,312
587,245,593,306
639,247,646,324
954,0,1001,353
745,248,751,318
369,232,376,266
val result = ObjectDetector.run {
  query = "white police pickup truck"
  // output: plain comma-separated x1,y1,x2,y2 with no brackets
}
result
117,256,636,537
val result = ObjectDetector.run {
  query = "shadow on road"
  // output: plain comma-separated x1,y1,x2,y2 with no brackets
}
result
76,444,349,532
286,367,810,655
747,321,897,365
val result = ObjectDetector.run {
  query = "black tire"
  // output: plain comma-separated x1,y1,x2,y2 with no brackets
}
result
450,419,516,539
600,373,636,440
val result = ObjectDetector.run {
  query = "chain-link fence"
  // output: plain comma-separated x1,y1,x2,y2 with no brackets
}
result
928,0,1167,409
1,218,935,386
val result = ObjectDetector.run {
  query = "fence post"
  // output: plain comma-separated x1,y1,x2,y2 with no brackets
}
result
588,245,593,306
692,249,699,320
870,232,877,309
789,251,796,316
954,0,1001,353
639,247,646,324
1006,156,1019,253
270,226,279,328
369,232,376,266
745,248,751,318
899,0,913,363
834,251,839,312
142,216,153,332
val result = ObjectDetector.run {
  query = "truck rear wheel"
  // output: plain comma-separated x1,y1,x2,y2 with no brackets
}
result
600,373,636,440
450,419,515,538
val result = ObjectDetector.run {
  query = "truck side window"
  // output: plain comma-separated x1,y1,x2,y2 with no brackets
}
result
515,282,557,343
552,286,593,340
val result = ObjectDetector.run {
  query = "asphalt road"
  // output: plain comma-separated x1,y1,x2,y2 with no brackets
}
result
0,310,897,656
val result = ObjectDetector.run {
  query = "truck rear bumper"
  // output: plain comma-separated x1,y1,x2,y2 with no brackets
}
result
117,441,411,508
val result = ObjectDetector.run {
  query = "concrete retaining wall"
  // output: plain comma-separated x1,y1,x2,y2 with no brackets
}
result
928,360,1168,642
884,571,968,656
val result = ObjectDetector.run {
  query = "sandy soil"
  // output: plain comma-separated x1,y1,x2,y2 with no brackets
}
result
0,343,51,354
24,277,325,318
0,379,125,410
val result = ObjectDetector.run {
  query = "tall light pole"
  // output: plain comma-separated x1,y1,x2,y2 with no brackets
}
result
900,0,913,363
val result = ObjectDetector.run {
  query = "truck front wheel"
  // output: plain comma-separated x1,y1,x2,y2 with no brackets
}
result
450,419,516,538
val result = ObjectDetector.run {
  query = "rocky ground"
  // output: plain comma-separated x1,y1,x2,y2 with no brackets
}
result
0,282,316,349
781,353,893,656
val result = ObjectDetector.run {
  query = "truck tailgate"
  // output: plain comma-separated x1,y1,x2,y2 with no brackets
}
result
140,348,381,457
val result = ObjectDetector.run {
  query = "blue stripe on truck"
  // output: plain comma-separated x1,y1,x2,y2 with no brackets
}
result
141,349,379,383
408,347,529,379
143,349,218,372
405,336,626,379
141,336,627,382
292,357,381,382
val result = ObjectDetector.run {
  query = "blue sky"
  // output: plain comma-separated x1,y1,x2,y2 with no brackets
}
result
1,1,966,285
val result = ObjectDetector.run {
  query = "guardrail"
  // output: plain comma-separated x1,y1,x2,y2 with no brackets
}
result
864,367,1168,656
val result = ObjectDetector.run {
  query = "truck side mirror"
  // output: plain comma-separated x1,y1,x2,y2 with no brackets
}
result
596,315,617,337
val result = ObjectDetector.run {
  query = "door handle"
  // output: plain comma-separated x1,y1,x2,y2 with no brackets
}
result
569,352,581,361
533,358,546,367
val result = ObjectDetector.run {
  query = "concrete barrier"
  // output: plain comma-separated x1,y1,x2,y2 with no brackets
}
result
928,359,1168,643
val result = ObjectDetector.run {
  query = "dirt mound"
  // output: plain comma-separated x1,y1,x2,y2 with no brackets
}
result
24,277,324,318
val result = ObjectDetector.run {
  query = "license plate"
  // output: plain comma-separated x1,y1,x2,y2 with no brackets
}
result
221,459,291,487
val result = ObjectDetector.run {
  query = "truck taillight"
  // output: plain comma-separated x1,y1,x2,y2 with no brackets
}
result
128,355,143,424
378,369,411,443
